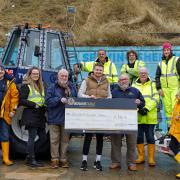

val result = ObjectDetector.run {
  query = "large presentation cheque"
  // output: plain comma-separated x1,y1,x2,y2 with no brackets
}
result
65,98,137,133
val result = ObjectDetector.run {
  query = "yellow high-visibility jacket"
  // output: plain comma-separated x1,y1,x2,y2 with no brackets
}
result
159,56,179,89
81,58,118,83
27,85,45,107
133,78,160,124
121,60,145,84
169,99,180,142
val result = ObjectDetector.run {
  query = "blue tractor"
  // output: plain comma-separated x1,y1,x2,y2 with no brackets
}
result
0,23,80,156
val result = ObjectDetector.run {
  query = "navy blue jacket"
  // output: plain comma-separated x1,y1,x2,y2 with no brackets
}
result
46,81,77,125
112,86,145,109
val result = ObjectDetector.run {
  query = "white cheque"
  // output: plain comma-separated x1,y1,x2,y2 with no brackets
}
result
65,108,137,131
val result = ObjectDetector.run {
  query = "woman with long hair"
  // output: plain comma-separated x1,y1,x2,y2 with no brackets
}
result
19,66,46,167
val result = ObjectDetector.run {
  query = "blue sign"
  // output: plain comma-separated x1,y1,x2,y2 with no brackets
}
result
67,46,180,79
1,46,180,79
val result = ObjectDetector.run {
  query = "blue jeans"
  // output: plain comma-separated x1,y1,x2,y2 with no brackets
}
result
137,124,155,144
0,118,10,142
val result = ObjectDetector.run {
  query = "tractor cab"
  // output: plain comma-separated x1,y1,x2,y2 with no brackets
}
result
1,23,76,85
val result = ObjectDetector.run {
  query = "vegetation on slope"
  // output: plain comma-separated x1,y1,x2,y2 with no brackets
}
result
0,0,180,46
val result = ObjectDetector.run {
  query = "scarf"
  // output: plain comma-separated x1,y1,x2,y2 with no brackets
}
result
58,81,71,97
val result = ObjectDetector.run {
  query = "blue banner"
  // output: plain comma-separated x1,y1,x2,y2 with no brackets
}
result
67,46,180,78
1,46,180,78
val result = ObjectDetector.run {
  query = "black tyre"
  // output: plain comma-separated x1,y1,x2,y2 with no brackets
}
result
10,107,50,158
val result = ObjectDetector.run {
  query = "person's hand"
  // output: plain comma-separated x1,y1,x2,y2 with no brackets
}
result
90,95,97,99
9,112,15,118
61,97,68,104
158,89,164,97
138,108,148,116
35,104,40,109
40,105,46,111
135,99,141,105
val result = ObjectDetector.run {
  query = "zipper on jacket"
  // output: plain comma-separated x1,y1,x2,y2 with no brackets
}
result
165,62,168,88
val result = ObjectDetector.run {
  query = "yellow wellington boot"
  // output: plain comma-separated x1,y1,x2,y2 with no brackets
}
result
148,144,156,166
135,144,145,164
1,142,13,166
175,154,180,164
176,172,180,179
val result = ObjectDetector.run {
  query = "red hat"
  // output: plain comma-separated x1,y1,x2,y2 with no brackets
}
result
162,42,172,50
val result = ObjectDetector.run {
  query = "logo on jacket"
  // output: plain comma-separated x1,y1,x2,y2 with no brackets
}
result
67,98,75,105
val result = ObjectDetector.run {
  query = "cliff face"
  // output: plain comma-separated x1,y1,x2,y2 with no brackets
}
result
0,0,180,46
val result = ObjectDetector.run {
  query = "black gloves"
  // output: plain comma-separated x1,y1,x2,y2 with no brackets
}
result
138,107,148,116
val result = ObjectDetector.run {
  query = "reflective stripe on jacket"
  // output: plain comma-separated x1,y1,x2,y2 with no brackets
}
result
121,60,145,84
159,56,179,88
133,78,160,124
27,85,45,107
81,59,118,83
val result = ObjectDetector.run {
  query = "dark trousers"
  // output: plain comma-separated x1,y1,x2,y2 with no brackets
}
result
82,133,103,155
137,124,155,144
0,118,10,141
26,127,46,157
169,136,180,155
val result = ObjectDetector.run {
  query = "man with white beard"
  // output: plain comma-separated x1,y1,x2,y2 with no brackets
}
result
110,73,145,171
46,69,77,169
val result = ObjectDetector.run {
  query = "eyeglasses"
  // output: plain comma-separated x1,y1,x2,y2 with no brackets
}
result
31,73,39,75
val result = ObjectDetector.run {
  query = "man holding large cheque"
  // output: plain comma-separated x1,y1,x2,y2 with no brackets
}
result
78,63,112,171
110,73,145,171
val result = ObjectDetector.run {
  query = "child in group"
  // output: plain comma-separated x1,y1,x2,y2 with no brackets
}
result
169,89,180,179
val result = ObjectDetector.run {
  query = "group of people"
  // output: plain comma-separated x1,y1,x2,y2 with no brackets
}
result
0,66,77,168
74,43,180,177
76,62,157,172
0,42,179,178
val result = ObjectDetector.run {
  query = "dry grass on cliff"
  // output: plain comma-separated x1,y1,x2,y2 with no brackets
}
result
0,0,180,46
